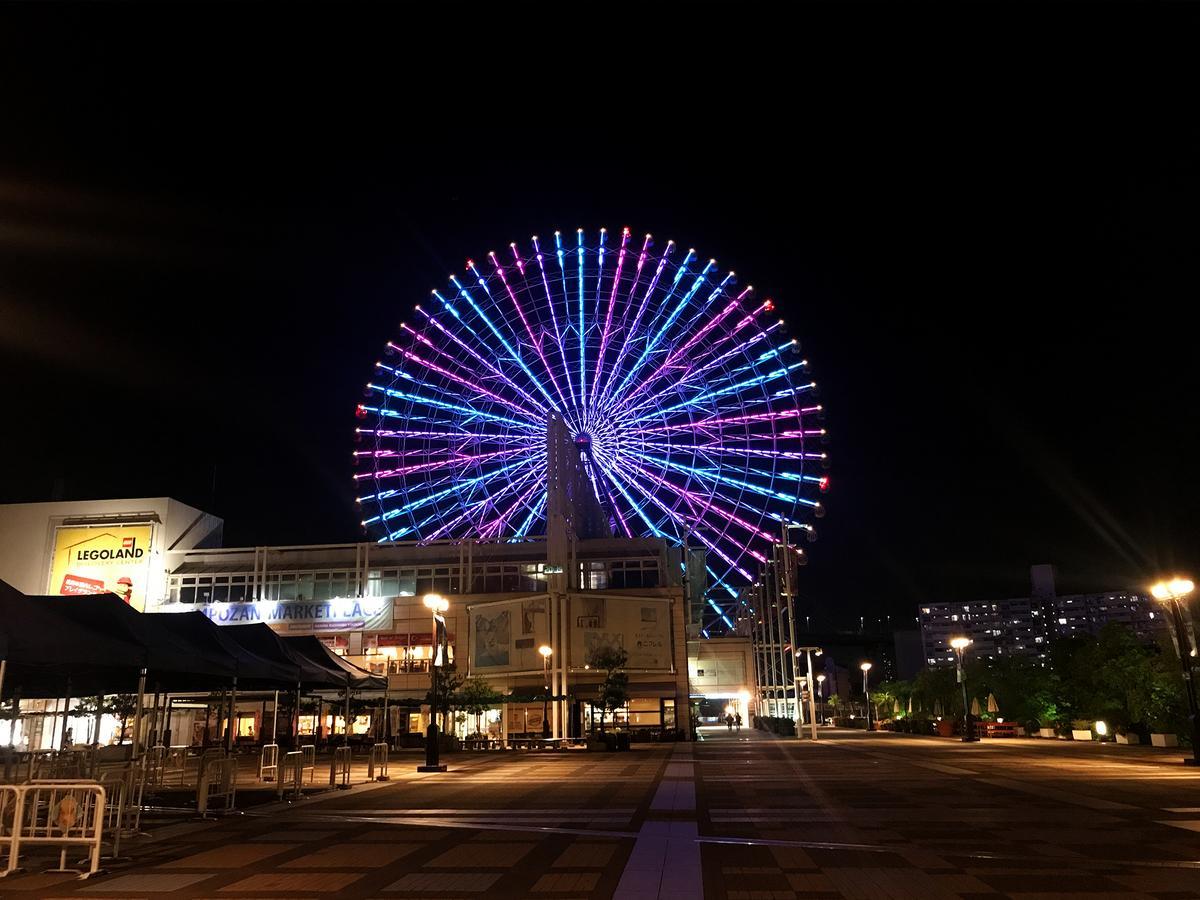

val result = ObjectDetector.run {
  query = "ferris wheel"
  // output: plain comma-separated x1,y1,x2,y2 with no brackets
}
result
354,228,828,629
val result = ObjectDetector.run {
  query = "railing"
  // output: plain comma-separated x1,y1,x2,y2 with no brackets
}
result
974,721,1021,739
258,744,279,782
196,757,238,818
143,745,167,787
368,743,390,781
299,744,316,784
4,782,106,879
329,746,352,790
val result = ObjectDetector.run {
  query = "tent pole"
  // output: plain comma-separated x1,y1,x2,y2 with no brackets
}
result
132,669,147,761
59,677,73,750
0,660,6,713
148,686,161,748
164,695,174,747
9,688,20,750
294,684,301,746
272,690,279,742
382,690,389,747
343,686,350,747
225,677,238,754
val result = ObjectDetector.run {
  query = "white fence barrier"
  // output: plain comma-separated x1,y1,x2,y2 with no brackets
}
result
1,784,19,877
5,782,106,879
259,744,279,782
299,744,315,784
329,746,352,789
368,743,390,781
197,757,238,818
276,751,304,801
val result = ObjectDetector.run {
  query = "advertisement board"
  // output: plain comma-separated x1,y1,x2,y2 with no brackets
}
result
569,593,672,670
468,594,552,674
48,524,155,611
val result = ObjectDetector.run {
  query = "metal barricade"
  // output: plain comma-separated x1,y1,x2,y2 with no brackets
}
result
258,744,279,782
10,782,106,878
196,757,238,818
1,784,21,877
368,742,390,781
275,751,303,801
143,745,167,787
299,744,315,784
165,746,189,785
329,746,352,789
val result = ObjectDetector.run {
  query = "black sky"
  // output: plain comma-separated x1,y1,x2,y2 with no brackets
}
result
1,6,1197,631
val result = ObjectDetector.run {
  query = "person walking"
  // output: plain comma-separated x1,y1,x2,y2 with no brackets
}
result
734,712,742,733
725,713,734,732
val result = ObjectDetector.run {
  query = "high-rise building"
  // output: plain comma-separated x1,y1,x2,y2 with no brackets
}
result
919,565,1166,667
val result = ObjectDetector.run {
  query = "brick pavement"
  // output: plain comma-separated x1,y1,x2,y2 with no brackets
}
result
1,729,1197,899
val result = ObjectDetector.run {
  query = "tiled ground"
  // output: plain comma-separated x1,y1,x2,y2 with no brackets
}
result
2,729,1197,898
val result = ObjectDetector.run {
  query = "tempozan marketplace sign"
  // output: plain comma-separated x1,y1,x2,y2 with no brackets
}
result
198,597,393,633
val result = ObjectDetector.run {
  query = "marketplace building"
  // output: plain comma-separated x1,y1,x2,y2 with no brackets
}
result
0,497,757,751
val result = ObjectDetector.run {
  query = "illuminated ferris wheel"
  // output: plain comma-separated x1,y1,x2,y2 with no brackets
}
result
354,228,828,628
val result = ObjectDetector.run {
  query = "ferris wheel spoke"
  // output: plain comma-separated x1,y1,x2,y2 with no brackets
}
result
595,235,668,408
618,320,785,419
488,252,574,416
533,235,578,411
410,312,551,417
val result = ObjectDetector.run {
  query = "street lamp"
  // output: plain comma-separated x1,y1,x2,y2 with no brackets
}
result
816,674,826,724
797,646,823,740
418,593,449,773
538,644,553,739
1149,578,1199,765
950,636,978,743
860,662,872,731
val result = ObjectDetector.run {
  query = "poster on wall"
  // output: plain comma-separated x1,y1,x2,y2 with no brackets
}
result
468,595,551,673
48,524,155,611
569,594,672,670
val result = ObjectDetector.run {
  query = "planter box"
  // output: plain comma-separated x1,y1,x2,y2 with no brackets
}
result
1115,733,1140,745
1071,729,1092,742
1038,728,1056,739
1151,733,1179,748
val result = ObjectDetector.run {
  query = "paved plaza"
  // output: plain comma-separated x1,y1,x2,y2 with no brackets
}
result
3,727,1198,899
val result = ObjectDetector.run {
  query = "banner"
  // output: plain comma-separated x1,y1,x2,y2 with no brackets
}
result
569,594,672,670
48,524,155,611
196,596,394,633
468,595,551,673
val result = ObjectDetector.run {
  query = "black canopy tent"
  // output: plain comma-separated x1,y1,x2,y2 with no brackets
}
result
1,581,147,699
219,623,344,689
152,612,300,689
282,635,387,691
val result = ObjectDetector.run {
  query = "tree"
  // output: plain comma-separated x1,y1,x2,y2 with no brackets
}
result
108,694,138,745
70,696,107,746
424,668,464,732
455,675,503,737
590,645,629,733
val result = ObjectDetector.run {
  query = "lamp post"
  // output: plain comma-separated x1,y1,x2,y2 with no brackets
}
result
538,644,553,739
860,662,872,731
1150,578,1199,765
950,636,977,743
797,646,823,740
816,674,826,725
418,593,449,773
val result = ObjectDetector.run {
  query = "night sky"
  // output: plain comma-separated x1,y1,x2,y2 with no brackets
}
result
2,8,1197,631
